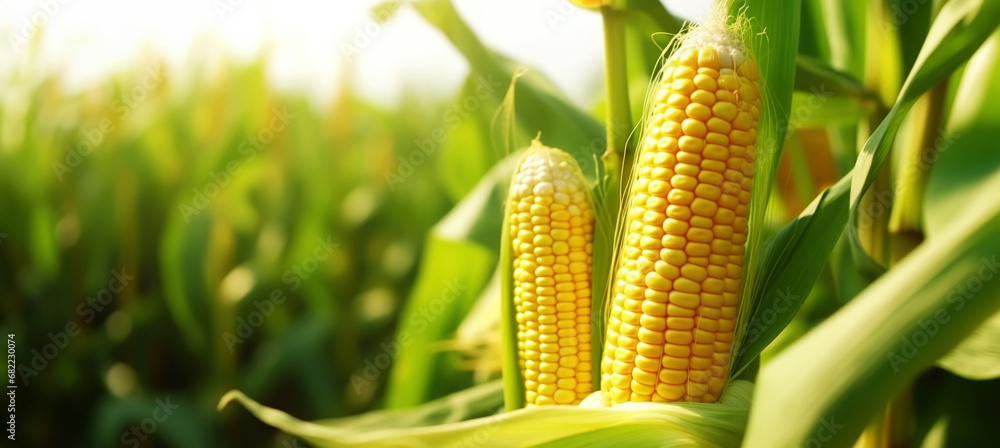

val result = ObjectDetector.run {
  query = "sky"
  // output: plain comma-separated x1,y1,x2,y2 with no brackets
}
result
0,0,712,108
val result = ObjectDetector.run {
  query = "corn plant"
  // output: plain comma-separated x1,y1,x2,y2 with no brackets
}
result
3,0,993,446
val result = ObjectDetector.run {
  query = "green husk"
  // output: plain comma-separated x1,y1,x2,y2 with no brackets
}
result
499,188,524,410
723,0,803,378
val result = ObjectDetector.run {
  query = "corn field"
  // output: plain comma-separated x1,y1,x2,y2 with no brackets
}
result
2,0,1000,447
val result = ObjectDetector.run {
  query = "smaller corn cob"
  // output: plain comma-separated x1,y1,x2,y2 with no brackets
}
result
506,141,595,406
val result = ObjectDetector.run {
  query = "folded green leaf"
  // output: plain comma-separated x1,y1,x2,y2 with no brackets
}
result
733,174,850,374
794,55,880,104
317,380,504,430
924,32,1000,381
788,93,867,128
385,157,518,408
745,174,1000,448
220,380,753,448
408,0,605,176
849,0,1000,219
924,31,1000,238
938,311,1000,380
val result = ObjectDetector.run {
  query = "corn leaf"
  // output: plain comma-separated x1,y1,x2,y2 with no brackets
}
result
159,209,213,353
453,266,504,382
788,94,867,128
891,0,936,76
220,380,753,448
923,32,1000,238
93,395,215,447
409,0,605,174
239,317,338,415
829,235,868,305
730,0,801,154
732,174,850,374
799,0,830,61
818,0,866,77
623,0,682,119
438,75,507,202
385,157,517,408
744,175,1000,447
910,369,1000,447
317,380,504,429
848,0,1000,222
794,55,878,103
626,0,681,38
925,32,1000,381
775,56,879,128
938,312,1000,381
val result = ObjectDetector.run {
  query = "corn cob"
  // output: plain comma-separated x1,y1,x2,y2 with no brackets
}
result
507,141,595,406
600,20,760,404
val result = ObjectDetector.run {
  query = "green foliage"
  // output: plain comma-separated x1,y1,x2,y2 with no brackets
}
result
925,31,1000,381
6,0,1000,446
732,174,850,374
849,0,1000,220
407,0,606,174
384,159,512,408
726,0,805,375
746,178,1000,447
0,57,460,446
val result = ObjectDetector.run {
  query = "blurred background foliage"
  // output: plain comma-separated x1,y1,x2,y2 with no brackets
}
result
0,53,471,446
1,0,1000,446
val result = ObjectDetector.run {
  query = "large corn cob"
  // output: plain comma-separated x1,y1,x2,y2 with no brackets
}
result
507,141,595,406
600,21,760,404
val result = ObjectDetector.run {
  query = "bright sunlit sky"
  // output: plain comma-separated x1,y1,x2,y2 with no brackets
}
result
0,0,712,108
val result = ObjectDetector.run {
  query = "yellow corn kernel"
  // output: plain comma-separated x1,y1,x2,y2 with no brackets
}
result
508,141,594,406
600,21,759,405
